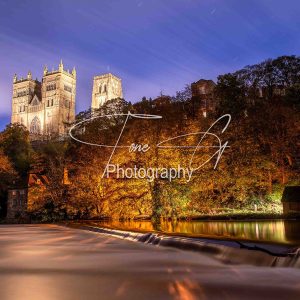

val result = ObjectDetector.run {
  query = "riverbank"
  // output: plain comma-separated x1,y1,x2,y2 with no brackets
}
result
83,210,299,221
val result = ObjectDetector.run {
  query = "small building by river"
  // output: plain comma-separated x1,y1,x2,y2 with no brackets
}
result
6,186,28,222
6,173,49,222
281,186,300,214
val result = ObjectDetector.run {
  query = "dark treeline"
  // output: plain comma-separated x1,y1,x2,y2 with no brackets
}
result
0,55,299,221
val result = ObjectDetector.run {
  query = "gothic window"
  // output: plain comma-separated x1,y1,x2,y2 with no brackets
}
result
103,84,107,93
30,116,41,134
19,105,25,112
46,83,56,91
64,85,72,93
47,99,50,107
51,99,54,106
99,85,102,93
17,90,27,97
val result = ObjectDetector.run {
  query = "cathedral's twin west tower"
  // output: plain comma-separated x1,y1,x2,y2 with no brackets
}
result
12,60,76,136
11,61,123,136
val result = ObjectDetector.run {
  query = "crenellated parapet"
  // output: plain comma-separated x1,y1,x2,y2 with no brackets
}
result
13,71,40,84
43,60,76,79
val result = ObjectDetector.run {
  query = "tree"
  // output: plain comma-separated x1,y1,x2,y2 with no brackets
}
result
215,73,246,117
0,150,16,218
0,124,32,177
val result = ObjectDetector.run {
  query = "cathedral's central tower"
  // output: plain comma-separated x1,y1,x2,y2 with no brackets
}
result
91,73,122,110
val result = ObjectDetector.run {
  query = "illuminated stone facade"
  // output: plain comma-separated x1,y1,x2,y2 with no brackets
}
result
91,73,123,110
11,60,76,137
191,79,216,117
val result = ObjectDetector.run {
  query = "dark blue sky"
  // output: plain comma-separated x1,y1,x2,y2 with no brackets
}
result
0,0,300,130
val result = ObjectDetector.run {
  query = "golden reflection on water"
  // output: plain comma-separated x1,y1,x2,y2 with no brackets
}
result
169,279,200,300
95,220,300,244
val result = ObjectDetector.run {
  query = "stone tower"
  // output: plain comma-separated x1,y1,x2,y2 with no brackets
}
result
11,60,76,137
42,60,76,135
91,73,122,110
11,72,42,131
191,79,216,117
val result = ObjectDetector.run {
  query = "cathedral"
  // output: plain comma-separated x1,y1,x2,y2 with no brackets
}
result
11,60,76,136
11,61,123,137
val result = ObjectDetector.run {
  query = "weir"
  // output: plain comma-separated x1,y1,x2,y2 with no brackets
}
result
69,224,300,268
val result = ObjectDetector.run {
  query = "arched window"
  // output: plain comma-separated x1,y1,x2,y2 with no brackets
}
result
30,116,41,134
99,85,102,93
103,84,107,93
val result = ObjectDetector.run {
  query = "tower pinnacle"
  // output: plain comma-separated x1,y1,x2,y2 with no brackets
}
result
72,66,76,78
59,59,64,72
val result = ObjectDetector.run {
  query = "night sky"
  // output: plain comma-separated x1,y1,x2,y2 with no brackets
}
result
0,0,300,130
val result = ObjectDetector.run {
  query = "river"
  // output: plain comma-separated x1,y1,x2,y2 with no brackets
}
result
87,219,300,245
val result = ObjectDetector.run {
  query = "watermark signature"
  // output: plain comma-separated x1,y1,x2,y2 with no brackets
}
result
69,112,231,182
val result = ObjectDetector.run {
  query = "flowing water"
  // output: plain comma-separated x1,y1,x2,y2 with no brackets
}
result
91,219,300,245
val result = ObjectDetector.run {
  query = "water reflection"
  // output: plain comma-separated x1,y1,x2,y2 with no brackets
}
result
284,220,300,243
92,219,300,245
